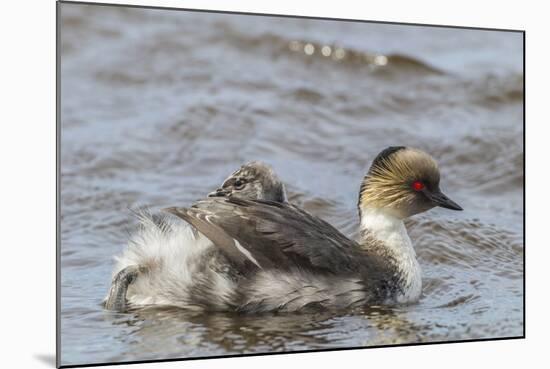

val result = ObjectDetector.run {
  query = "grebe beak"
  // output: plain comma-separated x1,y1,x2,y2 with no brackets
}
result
426,190,463,211
208,188,230,197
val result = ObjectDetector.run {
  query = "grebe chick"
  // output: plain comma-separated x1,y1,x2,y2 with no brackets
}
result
208,161,287,202
104,161,287,311
164,147,462,313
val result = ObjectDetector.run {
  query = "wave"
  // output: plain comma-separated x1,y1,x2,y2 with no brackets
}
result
218,28,445,76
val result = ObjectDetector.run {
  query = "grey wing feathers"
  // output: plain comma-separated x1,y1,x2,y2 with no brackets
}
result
164,197,366,275
163,204,279,274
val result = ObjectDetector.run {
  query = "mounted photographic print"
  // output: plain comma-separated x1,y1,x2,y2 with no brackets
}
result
57,1,524,367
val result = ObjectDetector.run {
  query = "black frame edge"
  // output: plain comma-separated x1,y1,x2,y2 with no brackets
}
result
57,0,525,33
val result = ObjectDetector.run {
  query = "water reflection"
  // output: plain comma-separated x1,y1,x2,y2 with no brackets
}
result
101,304,437,355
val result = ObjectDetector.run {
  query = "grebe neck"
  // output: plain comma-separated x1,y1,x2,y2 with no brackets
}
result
358,207,422,303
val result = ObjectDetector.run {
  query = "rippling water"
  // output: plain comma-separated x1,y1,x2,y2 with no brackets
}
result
59,3,524,366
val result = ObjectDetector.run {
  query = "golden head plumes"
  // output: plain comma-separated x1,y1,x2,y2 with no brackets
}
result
358,147,460,219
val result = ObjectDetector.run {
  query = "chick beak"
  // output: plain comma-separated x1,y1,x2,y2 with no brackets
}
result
426,189,463,211
208,188,229,197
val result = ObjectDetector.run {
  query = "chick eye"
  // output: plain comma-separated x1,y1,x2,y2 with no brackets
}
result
234,179,245,190
411,180,425,191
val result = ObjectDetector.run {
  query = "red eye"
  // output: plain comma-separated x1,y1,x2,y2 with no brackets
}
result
412,181,425,191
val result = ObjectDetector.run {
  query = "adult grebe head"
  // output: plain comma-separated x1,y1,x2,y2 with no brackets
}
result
358,146,462,219
208,161,287,203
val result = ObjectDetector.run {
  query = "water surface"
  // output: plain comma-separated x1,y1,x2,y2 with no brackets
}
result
59,4,524,366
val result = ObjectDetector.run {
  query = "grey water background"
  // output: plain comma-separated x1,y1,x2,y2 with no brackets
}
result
59,3,524,366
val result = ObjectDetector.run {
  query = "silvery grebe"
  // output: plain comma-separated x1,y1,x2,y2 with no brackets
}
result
104,161,287,311
164,147,462,313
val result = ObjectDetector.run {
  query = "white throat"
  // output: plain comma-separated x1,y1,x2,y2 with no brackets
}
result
359,207,422,303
